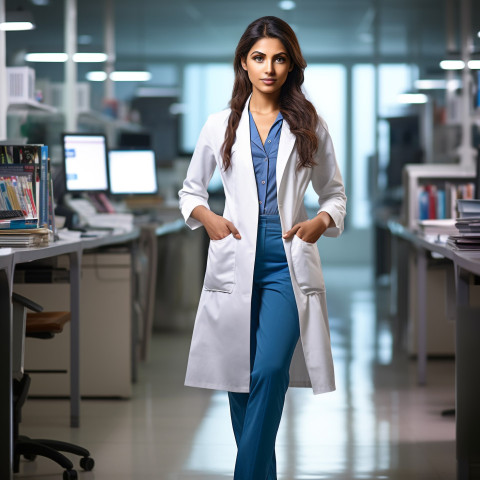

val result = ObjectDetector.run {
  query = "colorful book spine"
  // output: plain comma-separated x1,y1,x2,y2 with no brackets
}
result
419,187,429,220
420,182,476,221
39,145,49,227
0,144,48,230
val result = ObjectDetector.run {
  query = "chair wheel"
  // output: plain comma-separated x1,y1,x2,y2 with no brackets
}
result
63,469,78,480
23,453,37,461
80,456,95,471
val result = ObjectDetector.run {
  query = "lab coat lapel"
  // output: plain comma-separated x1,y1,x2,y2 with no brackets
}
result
276,120,296,190
233,99,259,214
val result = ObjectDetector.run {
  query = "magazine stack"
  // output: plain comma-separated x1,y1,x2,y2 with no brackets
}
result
0,144,54,247
447,200,480,251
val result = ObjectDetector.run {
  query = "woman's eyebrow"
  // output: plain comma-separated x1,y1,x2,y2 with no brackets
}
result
250,51,289,57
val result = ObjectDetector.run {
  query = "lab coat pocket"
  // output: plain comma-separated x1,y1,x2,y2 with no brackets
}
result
203,234,237,293
291,235,325,295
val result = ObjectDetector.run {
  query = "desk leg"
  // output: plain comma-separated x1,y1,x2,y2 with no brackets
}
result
455,267,480,479
69,251,82,428
0,267,13,480
417,248,427,386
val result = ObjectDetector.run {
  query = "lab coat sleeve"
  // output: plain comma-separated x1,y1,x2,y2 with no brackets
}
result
311,122,347,238
178,116,218,230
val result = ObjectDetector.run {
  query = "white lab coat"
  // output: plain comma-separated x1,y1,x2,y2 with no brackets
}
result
179,100,347,395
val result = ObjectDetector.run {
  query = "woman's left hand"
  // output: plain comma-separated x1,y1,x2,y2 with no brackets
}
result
282,212,333,244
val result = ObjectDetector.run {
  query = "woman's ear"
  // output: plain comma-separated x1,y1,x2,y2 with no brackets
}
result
289,62,294,73
241,57,248,71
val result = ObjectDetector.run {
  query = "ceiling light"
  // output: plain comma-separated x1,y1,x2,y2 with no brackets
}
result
0,9,35,31
86,71,152,82
73,53,108,63
415,79,446,90
468,60,480,69
25,53,68,62
109,71,151,82
86,71,108,81
0,22,34,31
397,93,428,104
414,79,461,90
439,60,465,70
25,52,107,63
30,0,50,5
278,0,296,11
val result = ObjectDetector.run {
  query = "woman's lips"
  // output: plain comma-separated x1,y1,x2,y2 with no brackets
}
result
261,78,276,85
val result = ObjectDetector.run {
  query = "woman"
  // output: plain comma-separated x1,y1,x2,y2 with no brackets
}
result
179,16,346,480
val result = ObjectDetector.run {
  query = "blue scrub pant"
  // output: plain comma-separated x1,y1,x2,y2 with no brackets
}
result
228,214,300,480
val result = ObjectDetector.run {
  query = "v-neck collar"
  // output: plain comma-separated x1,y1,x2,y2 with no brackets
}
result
248,110,283,151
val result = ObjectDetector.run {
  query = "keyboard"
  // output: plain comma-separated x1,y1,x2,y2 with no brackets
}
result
0,210,25,220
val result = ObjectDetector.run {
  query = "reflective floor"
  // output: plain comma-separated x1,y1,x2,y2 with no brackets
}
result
17,266,456,479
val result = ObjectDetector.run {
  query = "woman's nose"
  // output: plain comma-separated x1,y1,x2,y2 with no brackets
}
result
265,59,274,75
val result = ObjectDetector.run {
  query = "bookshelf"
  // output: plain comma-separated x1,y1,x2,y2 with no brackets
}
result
402,164,476,229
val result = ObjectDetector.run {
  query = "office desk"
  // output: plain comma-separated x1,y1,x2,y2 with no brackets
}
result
0,228,139,480
388,221,480,480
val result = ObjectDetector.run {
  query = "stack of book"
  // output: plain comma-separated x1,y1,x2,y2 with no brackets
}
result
417,218,459,236
447,217,480,251
0,144,55,247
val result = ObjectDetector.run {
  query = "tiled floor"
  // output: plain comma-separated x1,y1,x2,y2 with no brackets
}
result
16,266,456,479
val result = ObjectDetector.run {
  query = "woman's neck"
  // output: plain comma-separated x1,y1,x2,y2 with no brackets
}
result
249,90,280,115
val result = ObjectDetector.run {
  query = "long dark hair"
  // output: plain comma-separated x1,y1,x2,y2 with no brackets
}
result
221,16,319,171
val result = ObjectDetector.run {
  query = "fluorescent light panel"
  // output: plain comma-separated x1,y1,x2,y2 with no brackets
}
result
110,71,152,81
25,52,107,63
25,53,68,62
468,60,480,69
0,21,35,31
86,71,108,81
87,71,151,82
397,93,428,104
415,79,447,90
73,53,108,62
440,60,465,70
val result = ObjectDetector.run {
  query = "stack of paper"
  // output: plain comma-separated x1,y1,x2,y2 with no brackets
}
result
417,218,459,236
0,228,52,247
447,218,480,250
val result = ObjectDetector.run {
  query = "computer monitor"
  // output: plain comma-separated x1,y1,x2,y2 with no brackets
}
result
108,149,158,196
62,133,109,193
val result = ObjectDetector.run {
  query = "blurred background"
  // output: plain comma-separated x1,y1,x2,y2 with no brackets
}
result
3,0,480,266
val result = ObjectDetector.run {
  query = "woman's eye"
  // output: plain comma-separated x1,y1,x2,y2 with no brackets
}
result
276,57,286,63
253,56,263,62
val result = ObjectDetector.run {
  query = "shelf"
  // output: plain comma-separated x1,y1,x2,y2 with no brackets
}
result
7,100,57,114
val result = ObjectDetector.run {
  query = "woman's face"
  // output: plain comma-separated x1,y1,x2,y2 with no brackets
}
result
241,37,293,98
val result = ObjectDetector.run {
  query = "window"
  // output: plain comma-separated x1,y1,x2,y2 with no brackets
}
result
182,64,233,152
302,64,346,208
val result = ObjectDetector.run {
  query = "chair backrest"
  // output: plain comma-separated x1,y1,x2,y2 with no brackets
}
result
12,292,70,379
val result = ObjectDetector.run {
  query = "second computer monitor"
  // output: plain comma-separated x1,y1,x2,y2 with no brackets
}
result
108,149,158,196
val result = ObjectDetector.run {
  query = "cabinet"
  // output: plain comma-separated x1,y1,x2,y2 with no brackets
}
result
14,251,132,398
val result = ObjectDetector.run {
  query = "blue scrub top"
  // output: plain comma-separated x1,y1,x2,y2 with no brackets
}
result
249,110,283,215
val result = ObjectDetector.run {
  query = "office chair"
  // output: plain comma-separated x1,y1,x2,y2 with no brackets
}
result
12,292,95,480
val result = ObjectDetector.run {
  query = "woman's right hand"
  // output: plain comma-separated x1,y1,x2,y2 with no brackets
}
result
191,206,241,240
